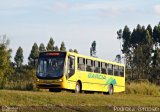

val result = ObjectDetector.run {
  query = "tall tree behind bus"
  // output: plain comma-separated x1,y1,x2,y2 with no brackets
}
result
28,43,39,69
46,37,55,51
90,41,97,57
117,23,160,84
14,46,24,69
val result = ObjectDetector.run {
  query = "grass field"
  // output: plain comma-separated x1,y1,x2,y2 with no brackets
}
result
0,90,160,112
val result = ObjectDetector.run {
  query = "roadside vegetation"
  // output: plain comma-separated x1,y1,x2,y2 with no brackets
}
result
126,81,160,96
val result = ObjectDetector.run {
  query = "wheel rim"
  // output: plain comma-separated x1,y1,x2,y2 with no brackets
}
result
76,83,80,93
109,85,113,95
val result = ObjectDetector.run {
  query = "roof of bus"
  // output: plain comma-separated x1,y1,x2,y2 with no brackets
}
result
39,51,125,66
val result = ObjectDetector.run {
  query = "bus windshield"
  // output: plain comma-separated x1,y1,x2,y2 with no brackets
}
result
37,52,66,79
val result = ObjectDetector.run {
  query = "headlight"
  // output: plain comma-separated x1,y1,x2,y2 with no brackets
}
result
59,79,63,82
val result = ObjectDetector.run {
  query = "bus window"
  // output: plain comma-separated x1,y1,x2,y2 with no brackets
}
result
67,55,75,79
94,61,100,73
78,57,85,71
114,65,119,76
120,66,124,77
86,59,94,72
108,64,113,75
101,62,107,74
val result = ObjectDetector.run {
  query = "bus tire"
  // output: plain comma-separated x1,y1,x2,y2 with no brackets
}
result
108,85,114,95
75,81,81,93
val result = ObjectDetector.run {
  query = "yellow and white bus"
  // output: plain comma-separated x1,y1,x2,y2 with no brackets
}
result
36,51,125,94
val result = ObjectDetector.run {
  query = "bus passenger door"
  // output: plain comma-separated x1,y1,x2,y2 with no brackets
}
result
66,55,75,79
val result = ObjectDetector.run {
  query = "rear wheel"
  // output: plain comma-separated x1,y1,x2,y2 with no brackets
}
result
108,85,114,95
75,82,81,93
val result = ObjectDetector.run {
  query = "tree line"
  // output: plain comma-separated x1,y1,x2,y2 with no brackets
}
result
117,23,160,84
14,37,78,69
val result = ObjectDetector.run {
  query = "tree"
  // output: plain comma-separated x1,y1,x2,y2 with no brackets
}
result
147,24,152,37
143,30,153,79
118,24,155,80
46,37,55,51
69,49,78,53
120,26,131,65
69,49,73,52
14,46,24,68
90,41,96,57
0,35,13,88
54,46,59,51
60,41,66,51
117,29,122,40
115,54,121,63
74,49,78,53
153,24,160,48
117,29,123,61
28,43,39,68
39,43,46,52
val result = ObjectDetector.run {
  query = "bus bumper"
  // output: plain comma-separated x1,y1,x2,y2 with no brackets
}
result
36,79,63,89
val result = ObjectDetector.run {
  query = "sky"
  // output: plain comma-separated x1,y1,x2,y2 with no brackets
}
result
0,0,160,64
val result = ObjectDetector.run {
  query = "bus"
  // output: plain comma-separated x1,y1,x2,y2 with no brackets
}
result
36,51,125,94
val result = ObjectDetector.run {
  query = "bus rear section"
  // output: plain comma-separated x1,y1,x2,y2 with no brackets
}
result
36,52,66,92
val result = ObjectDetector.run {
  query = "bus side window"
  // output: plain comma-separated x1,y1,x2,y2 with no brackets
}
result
78,57,85,71
67,55,75,78
86,59,94,72
94,61,100,73
114,65,119,76
120,66,124,77
108,64,113,75
101,62,107,74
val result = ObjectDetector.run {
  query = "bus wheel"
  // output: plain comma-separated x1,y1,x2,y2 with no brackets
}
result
108,85,114,95
75,82,81,93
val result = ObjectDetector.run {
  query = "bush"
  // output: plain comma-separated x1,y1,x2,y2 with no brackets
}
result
126,81,160,96
3,69,38,91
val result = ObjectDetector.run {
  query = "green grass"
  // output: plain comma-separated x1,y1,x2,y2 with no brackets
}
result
0,82,160,112
0,90,160,112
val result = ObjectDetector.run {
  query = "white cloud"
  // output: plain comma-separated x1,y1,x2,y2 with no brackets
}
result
50,1,136,18
0,0,136,18
51,1,114,11
154,4,160,14
0,0,48,15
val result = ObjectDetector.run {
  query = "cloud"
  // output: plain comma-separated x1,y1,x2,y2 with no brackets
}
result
50,1,136,18
154,4,160,14
0,0,48,15
51,1,114,11
50,1,83,11
0,0,136,18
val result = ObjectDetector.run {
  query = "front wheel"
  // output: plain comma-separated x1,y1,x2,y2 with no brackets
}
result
108,85,114,95
75,82,81,93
